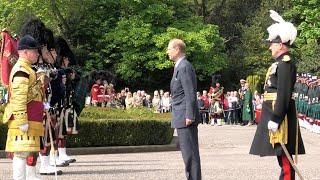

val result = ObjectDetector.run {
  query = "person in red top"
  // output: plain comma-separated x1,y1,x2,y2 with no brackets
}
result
91,79,101,106
201,90,210,108
98,83,106,107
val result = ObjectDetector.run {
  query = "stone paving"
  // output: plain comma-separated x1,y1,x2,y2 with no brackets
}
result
0,124,319,180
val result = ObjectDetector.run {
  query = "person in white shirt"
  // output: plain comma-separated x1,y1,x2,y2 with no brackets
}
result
152,90,161,113
161,92,171,112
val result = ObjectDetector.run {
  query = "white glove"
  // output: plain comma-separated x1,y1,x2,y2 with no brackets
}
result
267,120,279,132
19,124,29,132
43,102,51,110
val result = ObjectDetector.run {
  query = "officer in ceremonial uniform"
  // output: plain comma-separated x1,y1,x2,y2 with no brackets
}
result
3,35,43,180
249,10,305,180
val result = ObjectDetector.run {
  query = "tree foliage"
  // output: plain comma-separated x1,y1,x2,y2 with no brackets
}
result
1,0,319,90
235,0,292,79
287,0,320,75
0,0,227,90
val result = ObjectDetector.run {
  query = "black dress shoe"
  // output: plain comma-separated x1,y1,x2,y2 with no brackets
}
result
40,170,63,175
65,159,76,163
56,161,69,167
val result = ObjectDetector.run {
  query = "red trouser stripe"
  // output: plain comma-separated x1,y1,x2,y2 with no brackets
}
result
282,154,291,180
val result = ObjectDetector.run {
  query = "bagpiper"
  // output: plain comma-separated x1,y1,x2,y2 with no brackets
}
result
53,37,77,164
209,74,224,126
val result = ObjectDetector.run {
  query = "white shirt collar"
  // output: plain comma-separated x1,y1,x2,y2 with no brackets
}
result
174,56,185,68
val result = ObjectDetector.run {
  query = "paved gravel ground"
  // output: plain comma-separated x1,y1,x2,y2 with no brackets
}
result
0,124,319,180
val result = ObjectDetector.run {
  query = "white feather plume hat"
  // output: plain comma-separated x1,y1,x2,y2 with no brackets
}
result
266,10,297,45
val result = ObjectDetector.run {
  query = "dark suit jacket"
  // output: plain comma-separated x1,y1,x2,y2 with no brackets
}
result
170,58,201,128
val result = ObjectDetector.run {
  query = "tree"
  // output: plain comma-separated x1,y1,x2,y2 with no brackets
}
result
187,0,263,90
0,0,227,91
235,0,292,80
101,1,227,88
0,1,54,33
287,0,320,75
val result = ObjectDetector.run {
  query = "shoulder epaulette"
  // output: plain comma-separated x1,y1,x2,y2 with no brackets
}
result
282,55,291,62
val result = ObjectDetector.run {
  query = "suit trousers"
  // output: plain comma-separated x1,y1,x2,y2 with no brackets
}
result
277,154,295,180
177,125,201,180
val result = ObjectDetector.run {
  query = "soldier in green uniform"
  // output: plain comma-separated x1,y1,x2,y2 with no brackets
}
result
242,83,254,126
250,10,305,180
310,76,319,133
305,78,314,130
299,75,309,128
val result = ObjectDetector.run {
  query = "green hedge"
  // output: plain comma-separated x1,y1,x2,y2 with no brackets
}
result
0,106,173,149
81,106,172,120
67,118,173,147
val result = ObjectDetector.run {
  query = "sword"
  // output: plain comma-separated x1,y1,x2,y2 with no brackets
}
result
280,143,304,180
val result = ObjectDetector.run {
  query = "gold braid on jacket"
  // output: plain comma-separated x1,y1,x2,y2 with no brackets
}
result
3,58,44,152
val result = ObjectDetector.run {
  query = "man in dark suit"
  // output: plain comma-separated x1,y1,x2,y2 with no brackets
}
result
167,38,201,180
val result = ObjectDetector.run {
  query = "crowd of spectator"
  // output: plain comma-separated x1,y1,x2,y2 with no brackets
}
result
196,82,263,126
88,80,172,113
87,74,320,134
87,78,266,127
87,78,266,128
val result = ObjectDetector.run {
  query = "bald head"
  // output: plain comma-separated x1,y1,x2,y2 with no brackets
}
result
169,39,186,53
167,38,186,61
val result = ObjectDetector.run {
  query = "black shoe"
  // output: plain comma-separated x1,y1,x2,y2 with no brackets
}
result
40,170,63,175
65,159,76,163
55,161,69,167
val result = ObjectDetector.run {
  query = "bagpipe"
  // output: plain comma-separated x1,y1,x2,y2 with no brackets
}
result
32,62,60,147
